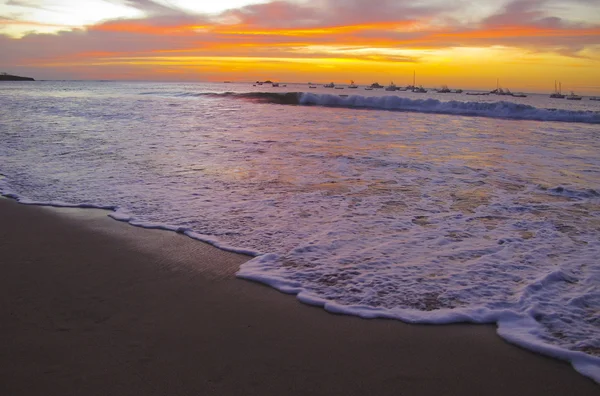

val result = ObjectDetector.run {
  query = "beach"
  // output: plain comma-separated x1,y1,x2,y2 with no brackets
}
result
1,197,597,395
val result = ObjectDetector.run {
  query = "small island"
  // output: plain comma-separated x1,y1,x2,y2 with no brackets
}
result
0,72,35,81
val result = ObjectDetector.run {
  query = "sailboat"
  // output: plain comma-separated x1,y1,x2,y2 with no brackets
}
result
436,85,451,93
348,80,358,88
550,81,565,99
385,82,397,91
411,71,427,93
491,79,520,96
566,91,582,100
490,79,504,94
324,82,335,88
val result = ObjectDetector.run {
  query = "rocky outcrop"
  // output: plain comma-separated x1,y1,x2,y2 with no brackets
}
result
0,74,35,81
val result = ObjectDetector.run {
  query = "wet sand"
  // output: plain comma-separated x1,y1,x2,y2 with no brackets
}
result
0,197,597,395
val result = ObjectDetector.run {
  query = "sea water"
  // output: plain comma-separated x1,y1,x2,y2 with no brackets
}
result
1,81,599,381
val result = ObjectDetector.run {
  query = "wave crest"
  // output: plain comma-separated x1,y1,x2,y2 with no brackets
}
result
139,90,600,124
296,93,600,124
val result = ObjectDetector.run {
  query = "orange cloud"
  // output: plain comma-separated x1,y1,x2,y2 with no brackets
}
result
431,25,600,40
92,21,195,35
211,20,422,36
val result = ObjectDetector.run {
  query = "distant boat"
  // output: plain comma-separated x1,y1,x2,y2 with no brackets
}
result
490,87,509,95
309,86,317,89
437,85,451,93
385,82,397,91
348,80,358,89
370,82,384,89
490,79,499,94
410,71,427,93
324,82,335,88
272,82,279,87
511,93,527,98
490,79,512,95
550,81,565,99
364,87,373,90
567,91,582,100
436,86,461,93
223,81,232,83
335,87,344,90
466,92,489,96
590,96,600,101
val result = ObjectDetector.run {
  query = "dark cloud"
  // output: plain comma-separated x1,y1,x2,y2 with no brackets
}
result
318,0,452,25
220,1,321,27
482,0,549,27
481,0,598,29
220,0,452,28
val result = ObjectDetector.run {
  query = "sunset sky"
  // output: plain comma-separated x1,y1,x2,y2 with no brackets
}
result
1,0,599,93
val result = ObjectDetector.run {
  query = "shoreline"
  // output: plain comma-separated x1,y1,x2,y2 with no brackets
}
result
0,197,597,395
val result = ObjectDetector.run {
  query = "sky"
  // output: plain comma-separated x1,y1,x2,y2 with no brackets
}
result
1,0,599,93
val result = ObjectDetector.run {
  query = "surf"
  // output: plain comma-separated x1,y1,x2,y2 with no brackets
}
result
179,91,600,124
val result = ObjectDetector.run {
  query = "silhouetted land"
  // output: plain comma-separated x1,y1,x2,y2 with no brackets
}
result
0,74,35,81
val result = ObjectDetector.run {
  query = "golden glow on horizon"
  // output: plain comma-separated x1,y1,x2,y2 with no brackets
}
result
25,46,600,93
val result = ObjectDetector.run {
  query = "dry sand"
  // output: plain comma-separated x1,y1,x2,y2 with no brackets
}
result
0,197,597,395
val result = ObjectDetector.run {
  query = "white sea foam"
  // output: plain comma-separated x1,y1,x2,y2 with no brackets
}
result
1,81,599,382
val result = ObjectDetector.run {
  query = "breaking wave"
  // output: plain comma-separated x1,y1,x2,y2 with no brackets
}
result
158,91,600,124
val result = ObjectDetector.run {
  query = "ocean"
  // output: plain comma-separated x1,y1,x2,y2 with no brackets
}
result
1,81,599,381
